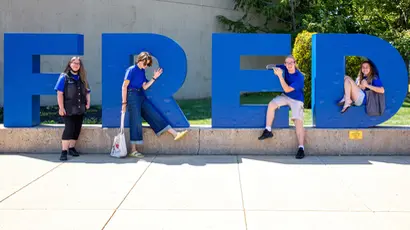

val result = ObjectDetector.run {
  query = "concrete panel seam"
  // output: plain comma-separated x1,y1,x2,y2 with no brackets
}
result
236,155,248,229
196,127,201,155
101,155,157,229
0,162,64,203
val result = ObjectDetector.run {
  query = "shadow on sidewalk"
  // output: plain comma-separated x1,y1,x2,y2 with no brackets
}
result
1,153,409,166
238,155,410,165
0,153,242,166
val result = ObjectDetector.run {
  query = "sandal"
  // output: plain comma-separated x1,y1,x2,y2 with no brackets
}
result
341,104,351,113
337,99,345,106
174,130,188,141
128,151,144,158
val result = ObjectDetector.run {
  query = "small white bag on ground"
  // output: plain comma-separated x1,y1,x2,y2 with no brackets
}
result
110,112,128,158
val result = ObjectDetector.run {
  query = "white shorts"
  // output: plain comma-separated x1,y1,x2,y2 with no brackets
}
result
354,90,365,106
270,94,304,121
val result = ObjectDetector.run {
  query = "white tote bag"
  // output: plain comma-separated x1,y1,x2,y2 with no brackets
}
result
110,111,128,158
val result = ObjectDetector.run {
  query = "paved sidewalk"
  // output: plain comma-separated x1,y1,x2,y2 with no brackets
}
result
0,153,409,230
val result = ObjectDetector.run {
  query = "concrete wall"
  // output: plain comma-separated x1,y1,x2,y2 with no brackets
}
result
1,125,410,155
0,0,285,106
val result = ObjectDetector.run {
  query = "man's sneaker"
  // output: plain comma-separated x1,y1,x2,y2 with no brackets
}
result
258,129,273,140
69,147,80,157
295,147,305,159
60,150,68,161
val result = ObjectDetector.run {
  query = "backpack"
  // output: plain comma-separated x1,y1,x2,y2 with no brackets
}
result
365,80,385,116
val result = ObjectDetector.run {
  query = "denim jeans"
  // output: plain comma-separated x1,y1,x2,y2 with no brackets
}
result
127,88,171,144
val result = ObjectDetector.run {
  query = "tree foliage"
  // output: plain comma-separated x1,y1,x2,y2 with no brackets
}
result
218,0,409,108
218,0,410,68
217,0,312,37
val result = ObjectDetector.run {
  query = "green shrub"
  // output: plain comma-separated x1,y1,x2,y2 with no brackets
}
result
293,30,365,108
345,56,364,80
293,30,315,109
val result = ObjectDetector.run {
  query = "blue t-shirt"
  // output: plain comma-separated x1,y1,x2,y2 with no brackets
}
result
54,73,91,93
361,75,383,104
276,64,304,103
124,65,148,89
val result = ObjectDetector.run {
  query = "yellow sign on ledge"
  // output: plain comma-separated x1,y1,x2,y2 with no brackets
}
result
349,130,363,140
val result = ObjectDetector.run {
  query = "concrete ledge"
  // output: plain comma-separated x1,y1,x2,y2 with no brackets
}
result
1,125,410,155
199,127,410,155
0,125,199,155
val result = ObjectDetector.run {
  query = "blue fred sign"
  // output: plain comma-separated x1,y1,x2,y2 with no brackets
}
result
2,33,409,128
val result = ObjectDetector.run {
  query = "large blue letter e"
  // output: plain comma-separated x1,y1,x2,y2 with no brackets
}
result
212,33,290,128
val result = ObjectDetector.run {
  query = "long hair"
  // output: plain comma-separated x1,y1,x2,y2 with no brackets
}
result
63,57,88,89
357,60,376,84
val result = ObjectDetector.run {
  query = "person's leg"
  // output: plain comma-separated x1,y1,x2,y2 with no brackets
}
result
258,95,287,140
265,101,279,129
61,115,74,161
341,76,362,113
294,120,304,146
290,100,305,159
141,98,188,141
354,90,365,107
127,91,144,157
294,119,305,159
68,114,84,157
345,76,362,101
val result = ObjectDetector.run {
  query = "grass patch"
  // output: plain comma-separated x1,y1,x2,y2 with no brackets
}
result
381,95,410,126
0,93,410,126
37,105,102,124
176,98,211,125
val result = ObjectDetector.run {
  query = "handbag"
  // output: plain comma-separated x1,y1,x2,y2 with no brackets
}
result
110,111,128,158
365,89,385,116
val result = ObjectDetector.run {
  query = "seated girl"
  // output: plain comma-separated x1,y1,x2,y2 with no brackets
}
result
338,60,385,113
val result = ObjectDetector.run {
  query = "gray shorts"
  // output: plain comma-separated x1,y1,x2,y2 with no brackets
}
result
270,94,304,121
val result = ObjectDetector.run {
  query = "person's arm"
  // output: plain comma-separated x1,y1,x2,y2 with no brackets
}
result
358,78,366,90
122,67,134,104
142,77,156,90
274,67,294,93
86,93,91,109
57,91,64,110
54,74,66,115
122,80,130,103
364,77,385,93
86,81,91,109
366,84,385,93
275,64,286,70
121,80,129,113
278,75,294,93
142,68,163,90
